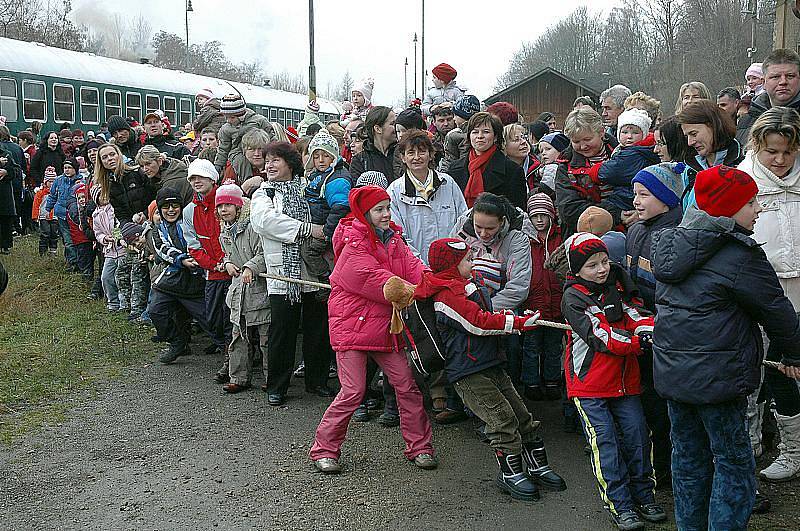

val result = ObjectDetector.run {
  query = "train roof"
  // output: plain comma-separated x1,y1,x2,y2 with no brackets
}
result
0,37,341,114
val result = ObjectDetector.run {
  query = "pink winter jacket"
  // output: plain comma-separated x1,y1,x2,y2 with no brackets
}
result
328,217,426,353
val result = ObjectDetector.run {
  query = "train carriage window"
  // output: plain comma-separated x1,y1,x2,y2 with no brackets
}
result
146,94,160,114
269,108,277,121
278,109,285,127
179,98,192,127
0,78,18,123
53,84,75,123
104,89,121,120
22,80,46,122
80,87,99,124
126,92,142,123
293,110,301,124
163,96,177,125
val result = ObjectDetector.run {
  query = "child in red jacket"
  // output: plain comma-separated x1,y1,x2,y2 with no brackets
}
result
561,232,665,530
523,193,565,401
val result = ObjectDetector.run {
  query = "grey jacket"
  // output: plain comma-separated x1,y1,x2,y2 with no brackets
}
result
192,99,225,135
387,170,467,264
214,109,276,180
220,200,271,326
450,207,533,311
439,125,468,173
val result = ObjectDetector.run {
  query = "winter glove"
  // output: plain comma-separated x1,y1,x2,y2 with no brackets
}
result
513,310,541,332
638,331,653,354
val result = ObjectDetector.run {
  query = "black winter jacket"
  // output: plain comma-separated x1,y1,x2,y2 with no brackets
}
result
448,148,527,210
107,168,156,224
29,145,65,187
350,139,398,182
0,146,22,217
652,208,800,404
145,134,191,160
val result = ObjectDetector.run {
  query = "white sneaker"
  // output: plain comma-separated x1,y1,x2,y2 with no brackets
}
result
313,458,342,474
760,412,800,482
760,448,800,481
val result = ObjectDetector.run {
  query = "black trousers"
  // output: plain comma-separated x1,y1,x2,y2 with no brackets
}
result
205,278,232,349
0,215,13,249
638,352,671,478
149,288,213,350
74,242,95,280
266,291,331,395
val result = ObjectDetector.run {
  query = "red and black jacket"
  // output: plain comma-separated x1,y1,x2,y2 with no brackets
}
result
562,264,653,399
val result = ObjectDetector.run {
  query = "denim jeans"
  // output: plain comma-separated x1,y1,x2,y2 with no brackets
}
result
101,255,120,309
57,217,76,266
668,399,755,531
521,327,564,386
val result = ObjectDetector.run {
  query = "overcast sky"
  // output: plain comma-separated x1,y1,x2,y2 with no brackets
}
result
71,0,621,103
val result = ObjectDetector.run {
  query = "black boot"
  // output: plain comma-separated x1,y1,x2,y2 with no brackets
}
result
522,437,567,491
495,451,539,501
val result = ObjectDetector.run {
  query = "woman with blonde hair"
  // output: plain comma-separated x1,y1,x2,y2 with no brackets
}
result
625,92,661,130
134,145,191,204
675,81,712,114
738,106,800,482
502,123,541,192
94,143,154,224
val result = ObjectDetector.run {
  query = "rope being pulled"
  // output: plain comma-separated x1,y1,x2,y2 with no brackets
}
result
259,272,573,331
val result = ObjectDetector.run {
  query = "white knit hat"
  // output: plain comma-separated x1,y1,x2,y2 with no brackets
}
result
352,78,374,105
617,108,652,137
746,62,763,80
305,130,340,170
187,158,219,183
196,88,216,100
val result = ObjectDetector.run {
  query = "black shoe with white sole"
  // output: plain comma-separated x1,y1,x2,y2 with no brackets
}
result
495,451,539,501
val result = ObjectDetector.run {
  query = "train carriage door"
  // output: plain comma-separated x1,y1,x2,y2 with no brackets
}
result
53,84,75,125
0,78,18,124
22,80,46,123
80,87,100,125
126,92,142,123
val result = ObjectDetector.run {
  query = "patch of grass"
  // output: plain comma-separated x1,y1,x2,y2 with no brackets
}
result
0,236,153,444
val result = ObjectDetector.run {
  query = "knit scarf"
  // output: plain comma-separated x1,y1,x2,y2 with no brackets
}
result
267,177,310,304
464,145,497,207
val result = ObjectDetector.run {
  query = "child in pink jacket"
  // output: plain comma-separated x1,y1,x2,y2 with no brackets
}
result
310,186,436,474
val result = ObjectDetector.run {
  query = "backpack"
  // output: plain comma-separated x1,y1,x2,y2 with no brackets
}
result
400,298,446,376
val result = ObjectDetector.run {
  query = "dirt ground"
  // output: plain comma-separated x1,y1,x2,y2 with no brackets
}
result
1,349,798,531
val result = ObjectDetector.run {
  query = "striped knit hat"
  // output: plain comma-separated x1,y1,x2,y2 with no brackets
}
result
565,232,608,275
44,166,57,182
220,94,247,116
355,171,388,190
527,193,555,219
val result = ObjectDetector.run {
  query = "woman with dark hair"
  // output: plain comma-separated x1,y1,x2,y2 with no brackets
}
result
653,115,688,163
448,112,527,209
250,141,333,406
29,132,65,187
350,106,398,182
677,99,744,210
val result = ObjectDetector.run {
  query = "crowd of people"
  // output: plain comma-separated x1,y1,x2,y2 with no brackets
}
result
2,53,800,530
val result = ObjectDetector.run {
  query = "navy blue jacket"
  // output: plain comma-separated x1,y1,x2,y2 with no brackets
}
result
305,159,352,238
599,142,660,211
652,208,800,404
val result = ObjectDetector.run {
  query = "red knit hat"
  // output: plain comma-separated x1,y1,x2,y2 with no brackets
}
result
486,102,519,126
428,238,469,273
564,232,609,275
432,63,457,85
215,183,244,208
694,165,758,218
349,186,390,227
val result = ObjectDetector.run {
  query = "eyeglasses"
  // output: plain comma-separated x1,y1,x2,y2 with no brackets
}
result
655,140,667,147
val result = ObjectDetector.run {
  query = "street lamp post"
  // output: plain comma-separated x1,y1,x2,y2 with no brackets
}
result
404,57,408,103
413,33,418,99
421,0,425,97
185,0,193,70
309,0,316,101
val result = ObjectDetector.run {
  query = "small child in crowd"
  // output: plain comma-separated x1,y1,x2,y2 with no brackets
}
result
32,167,59,256
415,237,566,502
536,132,570,197
117,220,150,320
216,183,271,393
91,186,125,311
522,193,564,401
67,183,95,282
561,232,665,530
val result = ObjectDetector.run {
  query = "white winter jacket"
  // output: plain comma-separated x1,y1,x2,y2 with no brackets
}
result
739,152,800,308
250,180,319,295
421,81,466,116
387,170,467,265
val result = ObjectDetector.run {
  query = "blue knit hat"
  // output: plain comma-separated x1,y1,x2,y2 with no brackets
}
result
631,162,686,209
453,95,481,120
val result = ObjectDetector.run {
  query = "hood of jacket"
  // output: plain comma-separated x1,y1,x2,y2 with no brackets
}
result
456,205,534,242
224,198,253,237
652,207,757,283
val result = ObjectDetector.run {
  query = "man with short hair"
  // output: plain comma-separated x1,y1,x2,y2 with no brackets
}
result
440,94,480,172
431,106,455,168
717,87,741,122
143,111,191,159
600,84,632,138
106,115,142,160
741,49,800,141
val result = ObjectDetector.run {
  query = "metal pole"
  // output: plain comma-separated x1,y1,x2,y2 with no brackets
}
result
413,33,418,99
185,1,189,69
421,0,425,97
404,57,408,103
308,0,316,101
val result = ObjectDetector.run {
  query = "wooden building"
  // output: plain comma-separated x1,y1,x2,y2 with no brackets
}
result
485,67,600,128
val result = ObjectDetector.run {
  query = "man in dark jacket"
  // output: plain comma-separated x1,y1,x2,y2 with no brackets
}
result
0,144,22,253
106,115,143,161
143,112,191,160
739,48,800,141
652,165,800,530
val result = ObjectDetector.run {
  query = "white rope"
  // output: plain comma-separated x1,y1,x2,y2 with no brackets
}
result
259,272,573,331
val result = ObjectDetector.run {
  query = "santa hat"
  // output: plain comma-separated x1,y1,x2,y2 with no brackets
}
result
352,79,374,105
694,165,758,218
564,232,609,275
617,108,652,136
432,63,457,85
428,238,469,273
215,183,244,208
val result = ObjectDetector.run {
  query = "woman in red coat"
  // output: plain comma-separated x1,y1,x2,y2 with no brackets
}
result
310,186,436,474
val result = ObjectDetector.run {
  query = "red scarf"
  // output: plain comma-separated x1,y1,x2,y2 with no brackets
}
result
464,145,497,207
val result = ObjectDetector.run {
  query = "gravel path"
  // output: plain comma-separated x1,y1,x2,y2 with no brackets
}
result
1,349,795,530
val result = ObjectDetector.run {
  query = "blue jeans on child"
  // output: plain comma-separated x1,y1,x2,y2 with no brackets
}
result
522,328,564,387
667,399,755,531
57,217,76,266
573,395,656,516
